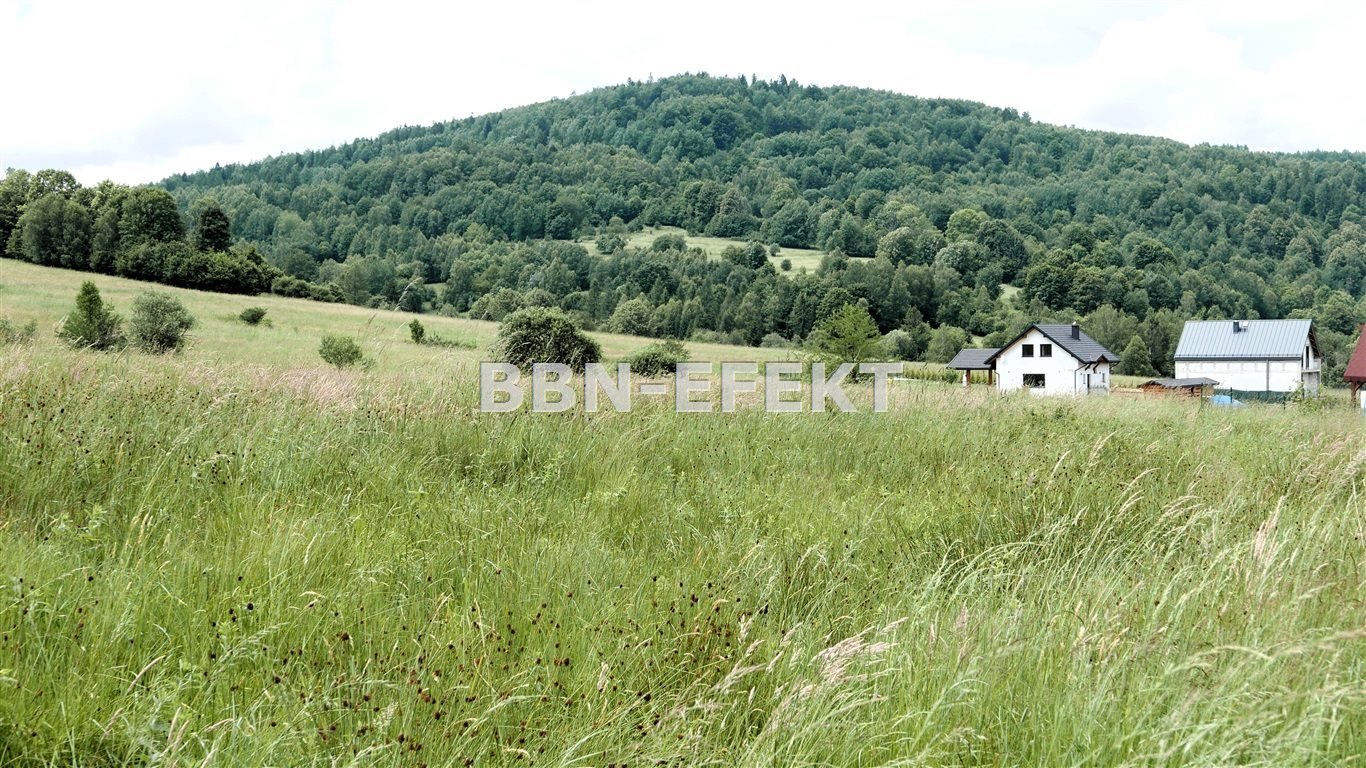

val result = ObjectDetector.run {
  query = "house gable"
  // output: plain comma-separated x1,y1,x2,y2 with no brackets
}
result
990,326,1112,396
985,323,1115,366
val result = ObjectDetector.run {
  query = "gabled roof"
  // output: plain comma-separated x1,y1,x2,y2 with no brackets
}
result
984,323,1115,365
946,348,999,370
1344,328,1366,383
1174,319,1315,360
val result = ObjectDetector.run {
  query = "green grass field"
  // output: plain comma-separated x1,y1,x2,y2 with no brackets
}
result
582,226,829,275
1,260,1363,766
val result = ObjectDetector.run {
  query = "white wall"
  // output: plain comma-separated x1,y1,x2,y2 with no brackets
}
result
995,328,1110,396
1175,360,1310,393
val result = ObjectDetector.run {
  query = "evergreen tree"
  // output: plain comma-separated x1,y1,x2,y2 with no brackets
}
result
57,281,125,351
1118,334,1157,376
192,200,233,252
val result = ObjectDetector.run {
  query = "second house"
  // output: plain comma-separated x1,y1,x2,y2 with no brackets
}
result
949,322,1116,396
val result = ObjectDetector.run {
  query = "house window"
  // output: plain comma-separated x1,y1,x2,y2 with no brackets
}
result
1040,344,1052,358
1021,344,1034,357
1023,374,1045,388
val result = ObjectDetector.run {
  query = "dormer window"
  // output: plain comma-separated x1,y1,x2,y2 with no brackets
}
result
1021,344,1034,358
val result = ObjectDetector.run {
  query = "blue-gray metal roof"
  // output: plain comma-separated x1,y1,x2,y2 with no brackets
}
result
946,348,999,370
1174,320,1314,360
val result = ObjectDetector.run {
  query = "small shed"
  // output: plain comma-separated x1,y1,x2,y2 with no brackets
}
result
946,348,998,387
1343,324,1366,408
1139,377,1219,397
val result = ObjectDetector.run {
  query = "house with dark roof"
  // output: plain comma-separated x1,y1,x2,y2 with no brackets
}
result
1342,324,1366,408
1174,320,1320,395
947,322,1115,396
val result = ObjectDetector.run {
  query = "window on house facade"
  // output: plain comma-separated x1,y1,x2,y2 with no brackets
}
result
1023,374,1045,388
1021,344,1034,357
1040,344,1052,357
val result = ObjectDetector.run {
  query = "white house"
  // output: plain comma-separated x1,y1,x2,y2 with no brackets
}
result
1173,320,1320,395
947,322,1116,396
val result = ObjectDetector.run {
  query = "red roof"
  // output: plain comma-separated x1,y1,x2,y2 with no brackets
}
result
1345,327,1366,382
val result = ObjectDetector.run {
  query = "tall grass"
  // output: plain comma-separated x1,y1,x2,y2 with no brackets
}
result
1,342,1362,766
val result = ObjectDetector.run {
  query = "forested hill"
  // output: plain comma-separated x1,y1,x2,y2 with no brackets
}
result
164,72,1366,260
6,73,1366,377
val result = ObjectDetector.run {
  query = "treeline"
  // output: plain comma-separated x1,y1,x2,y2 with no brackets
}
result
149,73,1363,363
6,74,1366,379
418,229,1199,376
0,170,277,296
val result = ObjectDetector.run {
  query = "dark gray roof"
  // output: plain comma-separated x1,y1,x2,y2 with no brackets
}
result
1142,377,1220,388
985,323,1115,365
946,348,999,370
1174,320,1315,360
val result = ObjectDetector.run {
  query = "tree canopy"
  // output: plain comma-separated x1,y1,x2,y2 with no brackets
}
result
5,73,1366,380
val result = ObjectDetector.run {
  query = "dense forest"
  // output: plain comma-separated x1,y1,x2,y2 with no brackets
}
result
5,73,1366,377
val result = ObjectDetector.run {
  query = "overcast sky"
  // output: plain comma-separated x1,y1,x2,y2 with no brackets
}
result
4,1,1363,186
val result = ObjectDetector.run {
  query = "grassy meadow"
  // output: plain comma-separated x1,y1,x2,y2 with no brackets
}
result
1,259,1364,766
582,227,828,275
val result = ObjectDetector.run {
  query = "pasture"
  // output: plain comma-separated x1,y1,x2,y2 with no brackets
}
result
0,259,1362,766
584,226,829,275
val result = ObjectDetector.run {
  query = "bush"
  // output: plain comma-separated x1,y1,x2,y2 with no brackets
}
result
0,317,37,345
688,329,726,344
780,258,792,271
409,318,426,344
759,332,792,349
319,335,364,368
595,233,626,254
650,233,687,252
57,282,125,351
130,291,196,354
492,307,600,372
239,307,267,325
882,329,925,361
469,287,526,321
626,339,689,377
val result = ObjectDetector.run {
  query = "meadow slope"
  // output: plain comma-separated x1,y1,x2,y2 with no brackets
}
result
0,262,1363,766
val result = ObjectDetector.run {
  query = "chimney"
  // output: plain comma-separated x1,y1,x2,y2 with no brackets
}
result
1232,320,1242,333
1070,321,1079,340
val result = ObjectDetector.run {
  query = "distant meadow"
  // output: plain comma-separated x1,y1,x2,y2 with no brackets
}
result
1,260,1363,765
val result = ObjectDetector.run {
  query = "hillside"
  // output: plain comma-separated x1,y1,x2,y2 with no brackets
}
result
5,73,1365,377
2,264,1364,764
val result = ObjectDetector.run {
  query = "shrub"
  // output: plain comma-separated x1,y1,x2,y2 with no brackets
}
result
882,328,926,361
409,318,426,344
239,307,267,325
780,258,792,271
626,339,689,377
57,282,125,351
650,233,687,252
469,287,526,321
688,329,726,344
0,317,37,345
595,233,626,254
130,291,196,354
425,333,476,350
319,335,364,368
759,332,792,349
492,307,600,372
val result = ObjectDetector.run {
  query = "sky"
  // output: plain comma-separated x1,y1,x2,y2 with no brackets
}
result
3,0,1364,186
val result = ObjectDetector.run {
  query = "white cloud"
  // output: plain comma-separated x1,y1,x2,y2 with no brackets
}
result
2,0,1363,186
